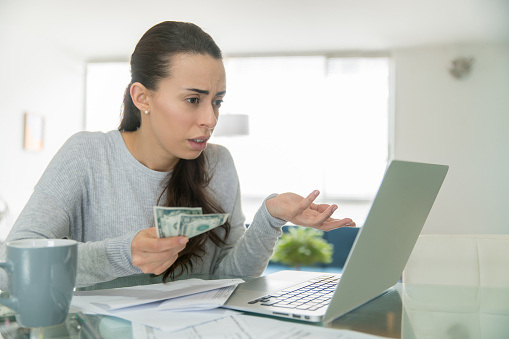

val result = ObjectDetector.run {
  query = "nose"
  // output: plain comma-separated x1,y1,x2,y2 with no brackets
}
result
200,104,218,130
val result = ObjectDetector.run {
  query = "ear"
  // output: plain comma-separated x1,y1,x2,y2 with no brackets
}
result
130,82,150,113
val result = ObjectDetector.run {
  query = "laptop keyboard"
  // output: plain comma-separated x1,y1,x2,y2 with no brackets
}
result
248,274,340,311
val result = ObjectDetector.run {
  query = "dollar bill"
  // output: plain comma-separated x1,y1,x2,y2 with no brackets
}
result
178,213,229,238
153,207,202,238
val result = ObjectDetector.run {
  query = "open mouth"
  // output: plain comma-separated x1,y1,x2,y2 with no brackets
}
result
188,136,210,151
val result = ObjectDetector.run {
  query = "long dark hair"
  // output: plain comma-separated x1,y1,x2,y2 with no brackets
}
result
119,21,229,281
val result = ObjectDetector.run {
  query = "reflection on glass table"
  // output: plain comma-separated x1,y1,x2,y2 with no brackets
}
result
329,283,509,338
0,308,133,339
2,283,509,338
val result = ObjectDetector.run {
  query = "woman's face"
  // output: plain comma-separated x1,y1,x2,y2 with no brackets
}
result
143,53,226,171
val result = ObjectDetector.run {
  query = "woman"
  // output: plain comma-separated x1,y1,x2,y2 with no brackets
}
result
0,21,354,291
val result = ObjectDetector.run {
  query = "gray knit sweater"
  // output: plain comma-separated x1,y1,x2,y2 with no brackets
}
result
0,131,285,290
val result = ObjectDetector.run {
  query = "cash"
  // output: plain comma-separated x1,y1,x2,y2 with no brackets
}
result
153,207,202,238
153,206,229,239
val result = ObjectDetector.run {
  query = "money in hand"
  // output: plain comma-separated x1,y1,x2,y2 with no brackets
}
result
153,206,228,239
153,207,202,238
179,213,229,238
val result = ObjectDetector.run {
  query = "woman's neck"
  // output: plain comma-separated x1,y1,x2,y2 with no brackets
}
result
120,130,178,172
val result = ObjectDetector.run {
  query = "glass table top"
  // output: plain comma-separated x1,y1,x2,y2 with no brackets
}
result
2,283,509,338
328,283,509,338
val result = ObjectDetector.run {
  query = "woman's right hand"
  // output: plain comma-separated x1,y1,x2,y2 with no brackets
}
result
131,227,188,275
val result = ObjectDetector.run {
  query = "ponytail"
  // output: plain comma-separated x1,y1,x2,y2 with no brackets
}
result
119,83,140,131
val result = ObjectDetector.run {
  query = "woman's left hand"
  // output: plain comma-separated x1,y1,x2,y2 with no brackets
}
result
265,190,356,231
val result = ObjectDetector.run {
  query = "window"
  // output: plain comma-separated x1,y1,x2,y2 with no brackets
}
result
216,56,389,224
85,62,130,132
85,56,389,226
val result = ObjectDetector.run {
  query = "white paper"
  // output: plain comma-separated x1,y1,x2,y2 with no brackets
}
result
131,314,388,339
74,294,241,332
132,314,254,338
71,280,243,332
113,306,239,332
72,278,243,311
156,284,237,311
238,314,388,339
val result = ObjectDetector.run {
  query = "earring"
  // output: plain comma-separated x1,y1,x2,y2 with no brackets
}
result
144,110,149,115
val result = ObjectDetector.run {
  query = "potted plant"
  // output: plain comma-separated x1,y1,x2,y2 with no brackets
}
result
270,227,333,270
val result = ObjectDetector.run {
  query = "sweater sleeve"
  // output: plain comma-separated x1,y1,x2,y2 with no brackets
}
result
0,133,142,290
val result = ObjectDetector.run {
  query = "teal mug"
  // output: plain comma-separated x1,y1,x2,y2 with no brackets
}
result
0,239,78,328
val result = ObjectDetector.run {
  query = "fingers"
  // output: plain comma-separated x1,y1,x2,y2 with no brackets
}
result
306,197,358,230
298,200,356,231
315,203,331,214
315,218,356,232
295,190,321,215
309,203,338,226
131,228,189,274
292,190,344,226
136,252,180,275
270,190,356,232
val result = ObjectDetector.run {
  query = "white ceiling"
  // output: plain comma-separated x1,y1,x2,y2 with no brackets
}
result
2,0,508,60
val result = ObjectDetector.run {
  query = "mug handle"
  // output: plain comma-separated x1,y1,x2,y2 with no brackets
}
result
0,261,18,312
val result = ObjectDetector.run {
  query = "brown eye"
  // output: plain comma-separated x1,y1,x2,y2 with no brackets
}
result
186,98,200,104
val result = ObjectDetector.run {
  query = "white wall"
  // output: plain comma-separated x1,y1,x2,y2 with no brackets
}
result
392,43,509,234
0,9,85,240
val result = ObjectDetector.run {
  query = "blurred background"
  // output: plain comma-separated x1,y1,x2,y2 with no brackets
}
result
0,0,508,241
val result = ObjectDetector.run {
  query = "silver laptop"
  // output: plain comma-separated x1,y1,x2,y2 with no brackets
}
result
223,160,448,323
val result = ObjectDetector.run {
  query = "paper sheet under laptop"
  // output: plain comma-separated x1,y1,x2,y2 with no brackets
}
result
73,278,243,311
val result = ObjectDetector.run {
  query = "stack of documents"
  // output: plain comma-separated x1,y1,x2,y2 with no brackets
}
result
71,278,243,332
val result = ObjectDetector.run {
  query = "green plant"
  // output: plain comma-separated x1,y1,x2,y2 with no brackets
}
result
270,227,333,270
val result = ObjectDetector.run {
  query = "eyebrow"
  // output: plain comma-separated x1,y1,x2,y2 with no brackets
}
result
186,88,226,96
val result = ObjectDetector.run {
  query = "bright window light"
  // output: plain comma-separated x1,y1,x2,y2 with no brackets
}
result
85,62,130,132
217,56,389,224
